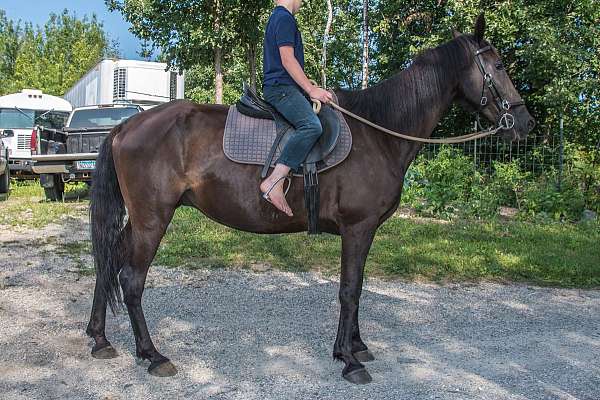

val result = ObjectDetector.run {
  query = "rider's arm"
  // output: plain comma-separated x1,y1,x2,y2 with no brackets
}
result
280,46,333,103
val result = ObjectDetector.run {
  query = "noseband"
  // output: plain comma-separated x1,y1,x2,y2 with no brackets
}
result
474,46,524,131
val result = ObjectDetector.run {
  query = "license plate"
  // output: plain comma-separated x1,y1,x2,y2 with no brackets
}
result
76,160,96,170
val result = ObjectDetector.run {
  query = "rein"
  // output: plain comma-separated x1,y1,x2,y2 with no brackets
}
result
328,101,501,144
310,44,524,145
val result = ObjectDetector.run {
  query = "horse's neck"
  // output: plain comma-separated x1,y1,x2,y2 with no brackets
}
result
348,63,460,139
338,41,469,178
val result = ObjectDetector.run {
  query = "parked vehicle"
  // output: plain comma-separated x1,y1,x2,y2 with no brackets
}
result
31,104,144,200
64,59,185,109
0,138,9,195
0,89,72,178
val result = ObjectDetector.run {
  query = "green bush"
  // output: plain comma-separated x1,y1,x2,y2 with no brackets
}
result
404,143,599,221
404,146,487,218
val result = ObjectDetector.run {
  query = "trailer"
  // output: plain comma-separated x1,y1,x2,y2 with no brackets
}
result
63,59,185,109
0,89,72,178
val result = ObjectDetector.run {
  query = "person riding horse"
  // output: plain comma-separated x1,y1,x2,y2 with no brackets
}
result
260,0,334,216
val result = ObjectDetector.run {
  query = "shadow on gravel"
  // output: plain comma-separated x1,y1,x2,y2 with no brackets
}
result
1,263,599,400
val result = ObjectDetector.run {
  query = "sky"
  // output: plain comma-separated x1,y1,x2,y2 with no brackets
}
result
1,0,144,60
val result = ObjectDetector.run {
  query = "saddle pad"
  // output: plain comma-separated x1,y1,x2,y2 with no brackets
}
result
223,106,352,175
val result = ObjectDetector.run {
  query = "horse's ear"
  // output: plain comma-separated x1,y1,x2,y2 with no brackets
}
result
452,29,462,39
474,13,485,44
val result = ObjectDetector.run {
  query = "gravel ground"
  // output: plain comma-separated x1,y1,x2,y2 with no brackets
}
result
0,217,599,400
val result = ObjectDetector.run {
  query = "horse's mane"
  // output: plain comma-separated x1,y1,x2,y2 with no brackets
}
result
339,36,475,130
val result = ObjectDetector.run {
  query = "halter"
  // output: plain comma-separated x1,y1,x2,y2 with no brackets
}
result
474,45,524,131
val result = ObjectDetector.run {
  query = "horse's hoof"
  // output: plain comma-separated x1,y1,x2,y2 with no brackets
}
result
148,360,178,377
343,368,372,385
353,350,375,363
91,344,118,359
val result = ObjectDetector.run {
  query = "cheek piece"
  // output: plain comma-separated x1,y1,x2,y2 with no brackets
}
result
473,46,524,132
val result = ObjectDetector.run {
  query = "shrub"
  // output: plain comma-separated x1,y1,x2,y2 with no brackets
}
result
404,146,483,218
404,142,599,221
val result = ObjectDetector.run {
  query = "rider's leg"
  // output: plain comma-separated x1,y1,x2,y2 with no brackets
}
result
261,84,323,215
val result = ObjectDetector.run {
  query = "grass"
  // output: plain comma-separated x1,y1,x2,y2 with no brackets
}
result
3,181,599,288
0,180,89,228
157,207,600,288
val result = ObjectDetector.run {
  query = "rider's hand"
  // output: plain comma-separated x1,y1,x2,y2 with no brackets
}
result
309,86,334,104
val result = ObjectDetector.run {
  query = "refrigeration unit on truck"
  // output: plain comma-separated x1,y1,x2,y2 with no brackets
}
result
0,89,72,178
64,59,185,109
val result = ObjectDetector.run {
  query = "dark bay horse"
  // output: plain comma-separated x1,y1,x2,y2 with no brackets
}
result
86,14,535,384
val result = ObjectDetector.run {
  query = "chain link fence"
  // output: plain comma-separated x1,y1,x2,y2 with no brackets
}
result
421,127,562,175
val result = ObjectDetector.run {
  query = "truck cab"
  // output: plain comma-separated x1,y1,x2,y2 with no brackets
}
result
0,89,72,178
32,103,143,200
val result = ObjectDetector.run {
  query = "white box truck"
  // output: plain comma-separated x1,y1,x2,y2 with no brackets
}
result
64,59,185,109
0,89,72,178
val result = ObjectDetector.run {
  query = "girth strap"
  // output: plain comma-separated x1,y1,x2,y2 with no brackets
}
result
303,162,320,235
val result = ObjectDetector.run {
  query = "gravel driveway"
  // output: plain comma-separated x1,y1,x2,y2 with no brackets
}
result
1,217,599,400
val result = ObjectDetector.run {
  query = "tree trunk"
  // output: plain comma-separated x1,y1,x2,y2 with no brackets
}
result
361,0,370,89
247,44,257,92
214,0,223,104
322,0,333,88
215,47,223,104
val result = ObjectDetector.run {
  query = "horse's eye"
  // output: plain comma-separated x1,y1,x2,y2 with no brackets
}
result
495,61,504,70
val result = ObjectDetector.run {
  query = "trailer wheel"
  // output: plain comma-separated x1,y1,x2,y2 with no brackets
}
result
43,174,64,201
0,161,9,196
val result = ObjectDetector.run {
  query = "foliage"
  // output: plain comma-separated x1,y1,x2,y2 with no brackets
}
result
0,9,117,97
404,142,599,221
405,146,483,217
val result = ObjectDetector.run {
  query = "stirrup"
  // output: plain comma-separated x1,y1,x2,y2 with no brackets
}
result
261,175,291,207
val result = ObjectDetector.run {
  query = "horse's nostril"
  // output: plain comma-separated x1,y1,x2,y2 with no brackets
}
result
527,118,536,130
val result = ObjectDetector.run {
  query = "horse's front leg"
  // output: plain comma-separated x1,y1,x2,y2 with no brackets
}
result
333,220,377,384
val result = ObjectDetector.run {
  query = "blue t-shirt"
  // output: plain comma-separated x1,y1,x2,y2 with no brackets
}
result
263,6,305,87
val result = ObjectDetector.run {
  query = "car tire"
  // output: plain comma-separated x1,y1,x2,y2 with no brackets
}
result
44,175,64,201
0,162,9,195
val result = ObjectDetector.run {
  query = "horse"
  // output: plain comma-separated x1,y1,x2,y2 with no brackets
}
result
86,14,535,384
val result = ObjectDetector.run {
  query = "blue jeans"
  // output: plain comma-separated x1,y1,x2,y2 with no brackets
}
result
263,84,323,170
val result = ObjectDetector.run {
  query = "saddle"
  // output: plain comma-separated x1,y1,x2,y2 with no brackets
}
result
223,83,352,234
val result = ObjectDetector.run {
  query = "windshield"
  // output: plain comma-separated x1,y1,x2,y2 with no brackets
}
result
68,107,140,129
0,108,69,129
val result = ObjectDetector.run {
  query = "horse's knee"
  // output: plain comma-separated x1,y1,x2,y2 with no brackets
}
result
339,286,360,306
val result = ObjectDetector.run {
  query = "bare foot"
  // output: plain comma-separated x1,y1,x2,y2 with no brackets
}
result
260,177,293,217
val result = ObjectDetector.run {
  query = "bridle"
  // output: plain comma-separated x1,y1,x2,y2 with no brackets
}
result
316,44,530,144
474,45,525,131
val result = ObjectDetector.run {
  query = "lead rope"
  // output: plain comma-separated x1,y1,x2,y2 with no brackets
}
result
327,100,501,144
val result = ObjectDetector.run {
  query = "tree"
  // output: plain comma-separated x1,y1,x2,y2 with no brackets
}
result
107,0,270,104
0,9,116,96
0,11,23,95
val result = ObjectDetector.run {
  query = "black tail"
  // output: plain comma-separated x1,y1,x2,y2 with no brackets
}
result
90,128,128,314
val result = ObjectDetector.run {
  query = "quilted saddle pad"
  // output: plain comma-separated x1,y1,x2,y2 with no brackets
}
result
223,105,352,174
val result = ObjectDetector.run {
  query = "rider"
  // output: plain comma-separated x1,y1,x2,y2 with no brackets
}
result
260,0,333,217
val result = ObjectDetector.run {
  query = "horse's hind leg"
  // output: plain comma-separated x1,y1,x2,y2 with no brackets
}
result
86,277,118,359
120,206,178,377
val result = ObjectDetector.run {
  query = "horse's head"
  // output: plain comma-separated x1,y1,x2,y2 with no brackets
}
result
455,14,535,141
